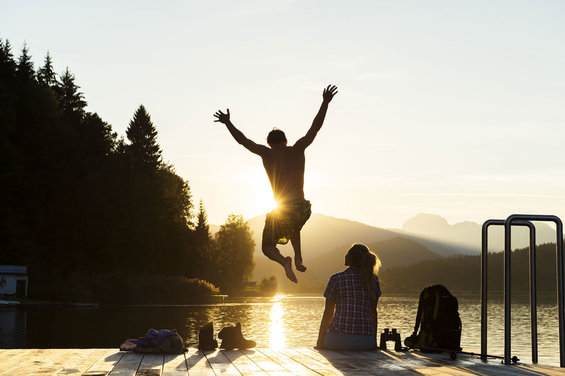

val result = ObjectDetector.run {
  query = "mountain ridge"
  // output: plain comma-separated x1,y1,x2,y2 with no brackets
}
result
209,212,557,292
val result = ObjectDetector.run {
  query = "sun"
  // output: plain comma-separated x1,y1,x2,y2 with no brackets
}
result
246,171,278,214
256,188,278,213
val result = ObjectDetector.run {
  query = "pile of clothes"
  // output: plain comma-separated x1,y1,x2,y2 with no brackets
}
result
120,329,187,354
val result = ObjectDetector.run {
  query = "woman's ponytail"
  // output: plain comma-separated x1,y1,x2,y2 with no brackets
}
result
347,244,381,301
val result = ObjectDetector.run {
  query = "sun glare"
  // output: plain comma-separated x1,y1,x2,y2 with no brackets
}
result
255,187,278,213
269,295,286,349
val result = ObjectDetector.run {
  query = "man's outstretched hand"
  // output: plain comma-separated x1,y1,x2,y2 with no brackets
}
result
322,85,338,103
213,109,230,124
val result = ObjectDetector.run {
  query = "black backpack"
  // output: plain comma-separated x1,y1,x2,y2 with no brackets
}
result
404,285,462,351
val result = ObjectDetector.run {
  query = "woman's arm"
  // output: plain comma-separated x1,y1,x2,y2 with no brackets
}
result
316,298,336,349
372,297,379,345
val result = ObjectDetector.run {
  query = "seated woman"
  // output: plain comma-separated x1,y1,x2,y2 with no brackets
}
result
316,243,382,350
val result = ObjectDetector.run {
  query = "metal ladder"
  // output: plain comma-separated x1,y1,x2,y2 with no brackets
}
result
481,214,564,366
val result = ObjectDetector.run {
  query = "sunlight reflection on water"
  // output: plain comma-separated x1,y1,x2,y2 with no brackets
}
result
269,295,285,349
1,294,562,366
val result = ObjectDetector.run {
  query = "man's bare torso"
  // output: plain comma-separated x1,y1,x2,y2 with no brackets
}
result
261,145,306,205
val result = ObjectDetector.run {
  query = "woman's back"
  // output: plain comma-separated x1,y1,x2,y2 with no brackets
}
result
324,266,381,336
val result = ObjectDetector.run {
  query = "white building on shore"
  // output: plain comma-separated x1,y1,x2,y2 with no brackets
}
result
0,265,28,298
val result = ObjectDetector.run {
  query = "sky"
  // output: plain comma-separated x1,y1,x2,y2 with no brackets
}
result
3,0,565,229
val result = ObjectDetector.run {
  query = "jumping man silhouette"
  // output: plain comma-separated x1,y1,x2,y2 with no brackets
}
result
214,85,338,283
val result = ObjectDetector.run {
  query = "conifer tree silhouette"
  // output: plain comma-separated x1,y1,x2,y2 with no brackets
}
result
56,67,86,119
37,52,58,88
0,39,17,86
16,43,34,82
126,104,163,170
196,199,210,242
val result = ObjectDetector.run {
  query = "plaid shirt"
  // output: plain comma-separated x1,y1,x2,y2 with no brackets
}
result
324,267,382,335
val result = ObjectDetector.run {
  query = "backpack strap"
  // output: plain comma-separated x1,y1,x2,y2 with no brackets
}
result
412,287,427,336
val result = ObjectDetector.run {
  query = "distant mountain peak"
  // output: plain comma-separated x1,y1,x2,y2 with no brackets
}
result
402,213,449,233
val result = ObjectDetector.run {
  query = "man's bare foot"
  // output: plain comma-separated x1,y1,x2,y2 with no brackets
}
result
295,259,307,272
283,257,298,283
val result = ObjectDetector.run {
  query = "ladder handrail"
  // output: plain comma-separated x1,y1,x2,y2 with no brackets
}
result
481,219,537,363
504,215,564,366
481,214,564,367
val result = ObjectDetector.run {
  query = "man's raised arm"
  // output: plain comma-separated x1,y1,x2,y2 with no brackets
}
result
295,85,338,150
214,108,268,156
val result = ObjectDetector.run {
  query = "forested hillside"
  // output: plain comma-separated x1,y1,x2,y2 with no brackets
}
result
0,40,255,302
381,242,562,294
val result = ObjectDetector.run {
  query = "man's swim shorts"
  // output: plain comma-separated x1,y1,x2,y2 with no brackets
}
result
263,200,312,245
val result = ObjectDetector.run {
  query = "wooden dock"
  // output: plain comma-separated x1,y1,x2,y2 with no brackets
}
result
2,348,565,375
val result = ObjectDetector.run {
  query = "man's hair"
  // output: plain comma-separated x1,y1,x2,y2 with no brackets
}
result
267,128,287,145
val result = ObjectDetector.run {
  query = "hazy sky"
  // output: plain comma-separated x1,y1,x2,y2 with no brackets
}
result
3,0,565,228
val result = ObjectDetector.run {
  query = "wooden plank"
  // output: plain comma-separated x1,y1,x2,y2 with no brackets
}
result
136,353,164,376
7,349,74,376
222,350,268,376
257,348,322,376
5,348,565,376
0,349,31,363
297,348,390,375
242,349,296,376
279,349,344,376
162,353,188,376
53,348,109,375
204,350,242,376
109,352,144,376
406,350,565,376
0,349,35,375
83,349,125,376
379,350,457,374
184,348,215,376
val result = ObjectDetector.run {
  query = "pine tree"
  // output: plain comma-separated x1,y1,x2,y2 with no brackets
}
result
196,200,210,239
16,43,35,82
56,67,87,117
37,52,58,88
126,105,163,170
0,39,17,128
0,39,17,85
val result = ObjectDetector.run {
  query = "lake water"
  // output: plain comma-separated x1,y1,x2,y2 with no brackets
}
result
0,294,562,366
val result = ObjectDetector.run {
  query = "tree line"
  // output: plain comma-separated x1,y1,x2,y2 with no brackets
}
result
381,242,562,296
0,40,259,302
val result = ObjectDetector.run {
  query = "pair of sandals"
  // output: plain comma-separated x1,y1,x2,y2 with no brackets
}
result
198,322,256,351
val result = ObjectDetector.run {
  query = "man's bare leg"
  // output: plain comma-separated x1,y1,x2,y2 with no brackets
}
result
262,233,297,283
290,231,306,272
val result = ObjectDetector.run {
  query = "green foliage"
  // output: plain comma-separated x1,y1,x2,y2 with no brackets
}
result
0,40,222,303
259,275,278,296
208,214,256,293
30,272,219,304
